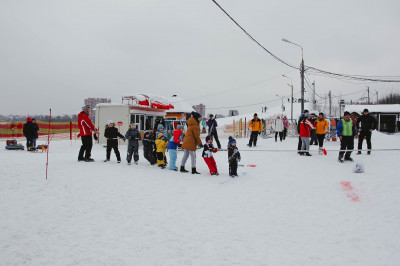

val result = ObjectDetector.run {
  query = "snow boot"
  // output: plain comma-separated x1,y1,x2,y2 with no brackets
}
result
104,159,110,162
357,151,362,155
345,157,353,162
338,158,344,163
305,152,312,156
85,158,94,162
180,166,189,173
192,168,200,174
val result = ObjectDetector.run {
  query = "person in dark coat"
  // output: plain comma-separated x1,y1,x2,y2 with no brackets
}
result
356,108,377,155
31,118,39,148
228,136,241,177
104,120,125,163
207,114,221,149
142,131,156,165
337,111,358,163
125,124,141,164
23,117,35,150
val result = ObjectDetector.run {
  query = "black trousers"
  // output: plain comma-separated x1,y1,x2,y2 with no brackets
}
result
358,130,372,152
127,145,139,163
248,131,259,146
210,131,221,149
106,140,121,161
26,138,34,150
297,136,303,154
310,129,318,145
317,134,325,148
229,162,238,176
339,136,354,159
78,135,93,160
144,149,155,165
275,132,283,141
283,128,287,140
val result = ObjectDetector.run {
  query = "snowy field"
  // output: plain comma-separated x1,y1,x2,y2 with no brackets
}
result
1,132,400,265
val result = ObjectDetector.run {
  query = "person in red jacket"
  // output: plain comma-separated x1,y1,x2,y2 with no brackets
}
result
78,105,96,162
299,114,314,156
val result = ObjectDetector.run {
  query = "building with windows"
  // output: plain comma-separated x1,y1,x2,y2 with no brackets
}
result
192,103,206,118
345,104,400,133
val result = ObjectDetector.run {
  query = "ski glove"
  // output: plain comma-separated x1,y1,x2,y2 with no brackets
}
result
93,133,98,140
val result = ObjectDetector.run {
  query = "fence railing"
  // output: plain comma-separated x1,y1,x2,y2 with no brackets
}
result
0,121,79,140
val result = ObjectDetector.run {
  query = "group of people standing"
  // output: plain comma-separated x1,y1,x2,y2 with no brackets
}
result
23,117,40,150
77,105,241,177
297,108,377,162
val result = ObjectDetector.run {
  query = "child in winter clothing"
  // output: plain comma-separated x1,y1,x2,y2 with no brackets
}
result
104,120,125,163
155,124,168,139
228,136,241,177
202,135,219,175
167,125,184,171
155,134,169,168
282,116,289,140
125,124,141,164
299,114,314,156
142,131,156,165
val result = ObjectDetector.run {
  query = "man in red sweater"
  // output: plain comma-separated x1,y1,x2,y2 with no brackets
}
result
78,105,96,162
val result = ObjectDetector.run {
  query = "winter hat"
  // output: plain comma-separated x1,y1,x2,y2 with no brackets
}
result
177,124,183,130
158,134,165,140
228,136,236,146
209,114,214,118
363,108,369,113
191,111,201,120
157,124,164,130
82,105,90,111
26,117,32,122
344,111,351,116
107,120,113,125
144,131,150,136
303,109,309,114
205,135,212,142
319,112,324,117
254,113,258,117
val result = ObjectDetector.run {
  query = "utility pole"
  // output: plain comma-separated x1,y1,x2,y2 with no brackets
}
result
367,86,370,104
301,59,305,113
312,81,316,110
329,90,332,117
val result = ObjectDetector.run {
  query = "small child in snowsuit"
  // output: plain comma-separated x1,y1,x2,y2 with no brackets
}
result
155,134,169,168
104,120,125,163
125,124,141,165
167,124,184,171
142,131,156,165
202,135,219,175
228,136,241,177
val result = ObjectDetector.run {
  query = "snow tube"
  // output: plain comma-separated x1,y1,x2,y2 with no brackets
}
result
5,145,24,150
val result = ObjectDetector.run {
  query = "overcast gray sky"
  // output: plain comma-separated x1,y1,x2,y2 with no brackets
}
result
1,0,399,116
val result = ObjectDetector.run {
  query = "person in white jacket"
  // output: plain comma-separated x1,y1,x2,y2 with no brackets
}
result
273,115,284,142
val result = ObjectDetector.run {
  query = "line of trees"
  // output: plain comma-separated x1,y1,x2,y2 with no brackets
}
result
378,92,400,104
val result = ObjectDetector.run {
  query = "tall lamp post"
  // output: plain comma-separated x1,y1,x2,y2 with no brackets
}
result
282,38,305,113
282,75,294,121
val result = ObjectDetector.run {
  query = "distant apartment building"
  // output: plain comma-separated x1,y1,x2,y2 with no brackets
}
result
84,98,111,122
192,103,206,118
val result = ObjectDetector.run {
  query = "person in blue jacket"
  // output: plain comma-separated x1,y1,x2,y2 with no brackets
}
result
167,125,184,171
337,111,358,163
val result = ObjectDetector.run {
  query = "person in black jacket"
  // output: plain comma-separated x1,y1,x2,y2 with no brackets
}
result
228,136,241,177
142,131,156,165
356,109,377,155
207,115,221,149
125,124,141,165
104,120,125,163
23,117,35,150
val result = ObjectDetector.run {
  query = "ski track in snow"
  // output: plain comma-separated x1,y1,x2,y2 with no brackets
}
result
1,132,400,265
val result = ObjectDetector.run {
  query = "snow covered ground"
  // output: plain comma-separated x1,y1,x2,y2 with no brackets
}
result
1,132,400,265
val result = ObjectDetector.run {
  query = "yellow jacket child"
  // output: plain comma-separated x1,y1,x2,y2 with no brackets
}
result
155,135,169,168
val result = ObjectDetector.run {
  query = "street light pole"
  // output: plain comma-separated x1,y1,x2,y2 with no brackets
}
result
282,74,294,121
282,38,305,113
